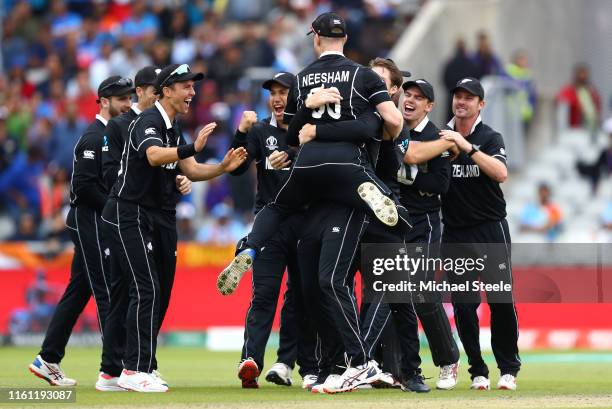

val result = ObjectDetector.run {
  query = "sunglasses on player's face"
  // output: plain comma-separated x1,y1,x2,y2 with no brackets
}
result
99,77,133,96
159,64,191,89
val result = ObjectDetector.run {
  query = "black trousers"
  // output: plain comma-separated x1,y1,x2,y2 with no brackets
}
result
443,219,520,378
245,144,410,253
359,219,421,378
39,206,111,364
240,213,317,376
100,199,160,374
361,212,459,376
297,202,371,368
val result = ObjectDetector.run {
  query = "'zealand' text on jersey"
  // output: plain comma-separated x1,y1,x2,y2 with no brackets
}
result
441,117,507,228
110,101,184,210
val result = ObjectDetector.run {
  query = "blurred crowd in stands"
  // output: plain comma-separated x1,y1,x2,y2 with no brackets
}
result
0,0,609,245
0,0,420,245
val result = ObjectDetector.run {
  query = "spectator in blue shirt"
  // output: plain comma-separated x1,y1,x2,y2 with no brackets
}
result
0,146,45,221
121,0,159,44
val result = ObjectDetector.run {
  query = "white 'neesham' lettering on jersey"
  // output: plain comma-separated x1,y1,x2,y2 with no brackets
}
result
302,71,350,87
452,164,480,178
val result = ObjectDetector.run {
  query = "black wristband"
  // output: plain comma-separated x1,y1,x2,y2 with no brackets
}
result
177,143,197,159
468,145,480,157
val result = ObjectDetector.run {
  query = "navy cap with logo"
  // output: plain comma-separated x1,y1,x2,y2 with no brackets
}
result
402,79,435,102
155,63,205,94
262,72,295,90
97,75,135,102
135,66,161,88
307,12,347,38
452,77,485,99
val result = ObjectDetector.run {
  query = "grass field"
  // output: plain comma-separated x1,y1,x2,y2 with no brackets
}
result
1,347,612,408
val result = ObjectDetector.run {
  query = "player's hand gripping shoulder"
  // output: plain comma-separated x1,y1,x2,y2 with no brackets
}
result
305,84,342,109
220,147,248,173
238,111,258,133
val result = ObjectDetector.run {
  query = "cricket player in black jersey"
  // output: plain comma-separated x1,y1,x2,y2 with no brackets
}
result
228,73,317,389
97,66,192,391
99,64,247,392
440,77,520,391
216,12,409,297
299,63,461,393
28,76,133,386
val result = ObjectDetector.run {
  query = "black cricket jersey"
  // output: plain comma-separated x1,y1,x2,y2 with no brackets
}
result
69,115,109,211
441,116,507,228
398,116,451,216
101,104,141,191
110,101,184,210
283,52,391,162
230,116,291,213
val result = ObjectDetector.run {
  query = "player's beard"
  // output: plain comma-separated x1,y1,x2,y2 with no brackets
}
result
109,104,121,118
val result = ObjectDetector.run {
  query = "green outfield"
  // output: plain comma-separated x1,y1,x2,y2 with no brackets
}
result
1,347,612,408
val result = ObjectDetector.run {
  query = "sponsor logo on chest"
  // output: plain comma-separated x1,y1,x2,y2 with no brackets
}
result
265,135,278,150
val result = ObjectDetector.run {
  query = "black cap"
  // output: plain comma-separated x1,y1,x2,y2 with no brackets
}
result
451,77,485,99
155,63,204,94
307,12,347,38
135,66,161,87
262,72,295,90
97,75,135,100
402,79,435,102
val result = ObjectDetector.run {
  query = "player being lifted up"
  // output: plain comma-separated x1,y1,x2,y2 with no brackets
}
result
217,12,409,296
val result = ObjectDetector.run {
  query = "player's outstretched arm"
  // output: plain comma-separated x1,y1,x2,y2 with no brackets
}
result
179,147,248,181
404,139,456,165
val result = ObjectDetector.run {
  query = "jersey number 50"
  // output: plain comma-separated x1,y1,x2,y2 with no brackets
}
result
308,89,341,120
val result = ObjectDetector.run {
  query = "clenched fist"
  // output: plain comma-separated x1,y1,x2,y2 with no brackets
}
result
239,111,258,133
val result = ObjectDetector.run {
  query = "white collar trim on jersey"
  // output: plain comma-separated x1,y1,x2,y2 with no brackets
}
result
95,114,108,126
413,115,429,133
131,103,142,115
320,51,345,58
155,100,173,129
270,115,278,128
447,115,482,135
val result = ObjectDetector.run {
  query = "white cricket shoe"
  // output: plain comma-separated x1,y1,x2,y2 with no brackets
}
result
302,374,318,389
217,249,255,295
497,374,517,390
311,374,341,394
265,362,292,386
358,182,398,226
117,369,168,392
95,372,126,392
436,361,459,390
324,360,382,394
152,369,168,387
28,355,77,387
470,376,491,390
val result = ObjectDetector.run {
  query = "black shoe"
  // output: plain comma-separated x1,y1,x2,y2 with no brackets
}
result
401,373,431,393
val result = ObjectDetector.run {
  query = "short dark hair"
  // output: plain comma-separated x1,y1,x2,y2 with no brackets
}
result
368,57,403,89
